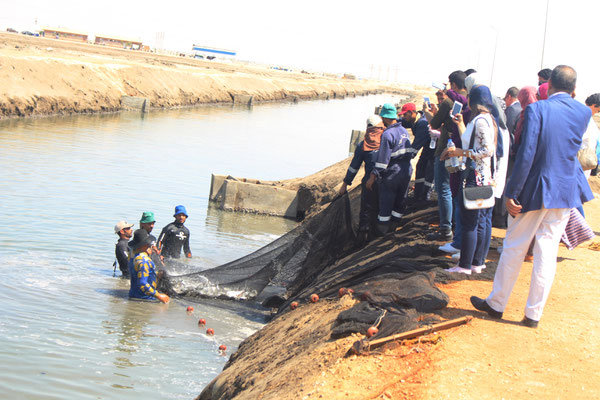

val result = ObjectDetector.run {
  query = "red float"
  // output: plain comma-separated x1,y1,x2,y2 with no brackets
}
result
219,345,227,351
206,328,215,336
366,326,379,338
290,301,299,310
310,294,319,303
186,306,194,312
198,318,206,326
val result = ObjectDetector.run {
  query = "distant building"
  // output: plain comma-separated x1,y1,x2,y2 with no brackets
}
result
192,45,236,60
94,34,143,50
41,27,88,42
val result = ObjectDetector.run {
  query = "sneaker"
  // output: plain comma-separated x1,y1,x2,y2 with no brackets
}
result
427,229,453,241
439,243,460,254
446,265,472,275
451,252,461,260
472,265,486,274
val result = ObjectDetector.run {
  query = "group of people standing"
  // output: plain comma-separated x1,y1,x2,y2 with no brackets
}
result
113,205,192,303
343,65,598,327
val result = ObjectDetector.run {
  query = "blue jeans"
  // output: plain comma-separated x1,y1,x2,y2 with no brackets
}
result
434,157,452,231
451,195,462,249
458,198,493,269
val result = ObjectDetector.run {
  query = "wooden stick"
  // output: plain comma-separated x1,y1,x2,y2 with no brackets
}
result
365,316,472,351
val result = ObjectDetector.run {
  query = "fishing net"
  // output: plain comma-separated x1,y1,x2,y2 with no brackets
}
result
161,186,496,339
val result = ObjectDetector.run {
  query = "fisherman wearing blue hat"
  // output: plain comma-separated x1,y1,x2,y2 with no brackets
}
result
157,205,192,259
365,103,416,234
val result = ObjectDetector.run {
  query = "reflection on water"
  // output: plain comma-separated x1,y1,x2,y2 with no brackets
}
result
0,94,405,399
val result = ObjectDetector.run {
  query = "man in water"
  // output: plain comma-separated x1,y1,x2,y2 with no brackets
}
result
114,220,134,278
139,211,164,266
158,205,192,259
128,229,170,303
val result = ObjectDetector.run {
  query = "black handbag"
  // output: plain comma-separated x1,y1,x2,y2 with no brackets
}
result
462,119,496,210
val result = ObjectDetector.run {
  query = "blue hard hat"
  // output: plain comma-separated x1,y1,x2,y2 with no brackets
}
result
173,205,188,217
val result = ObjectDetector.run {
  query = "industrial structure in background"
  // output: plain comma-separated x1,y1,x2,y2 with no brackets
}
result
192,44,236,60
40,27,88,42
94,34,143,50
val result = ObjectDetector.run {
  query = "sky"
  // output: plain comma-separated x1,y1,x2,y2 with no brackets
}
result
2,0,599,99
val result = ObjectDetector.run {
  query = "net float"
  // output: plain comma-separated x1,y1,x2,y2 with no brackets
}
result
367,326,379,338
186,306,194,312
310,294,319,303
206,328,215,336
198,318,206,326
290,301,299,310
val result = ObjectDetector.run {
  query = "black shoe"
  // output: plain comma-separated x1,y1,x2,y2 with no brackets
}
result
470,296,503,319
426,229,453,241
521,316,539,328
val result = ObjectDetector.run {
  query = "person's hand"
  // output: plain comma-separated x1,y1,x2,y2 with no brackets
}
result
338,182,348,196
506,198,522,217
452,113,464,125
366,174,376,191
156,293,170,304
440,148,449,160
431,103,439,115
429,129,441,140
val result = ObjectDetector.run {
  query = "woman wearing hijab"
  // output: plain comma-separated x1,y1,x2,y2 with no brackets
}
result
442,85,497,274
512,86,538,150
537,82,549,100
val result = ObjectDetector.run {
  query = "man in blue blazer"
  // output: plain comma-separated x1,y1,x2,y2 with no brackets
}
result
470,65,593,328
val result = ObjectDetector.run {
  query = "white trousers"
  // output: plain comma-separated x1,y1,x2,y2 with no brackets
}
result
486,207,570,321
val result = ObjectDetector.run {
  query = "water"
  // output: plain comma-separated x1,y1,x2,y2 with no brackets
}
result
0,94,404,399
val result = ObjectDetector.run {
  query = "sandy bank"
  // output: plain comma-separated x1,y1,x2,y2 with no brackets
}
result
0,32,419,119
195,174,600,399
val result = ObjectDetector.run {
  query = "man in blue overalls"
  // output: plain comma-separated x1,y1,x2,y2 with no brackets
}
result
366,103,415,235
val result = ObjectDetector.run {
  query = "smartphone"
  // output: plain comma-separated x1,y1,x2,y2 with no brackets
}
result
432,82,446,91
424,96,431,108
451,101,463,117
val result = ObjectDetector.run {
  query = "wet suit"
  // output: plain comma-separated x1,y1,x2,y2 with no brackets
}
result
128,251,159,300
372,122,415,223
158,222,191,259
115,238,130,278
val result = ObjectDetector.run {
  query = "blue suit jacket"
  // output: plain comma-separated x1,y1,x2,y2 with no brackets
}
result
504,93,593,212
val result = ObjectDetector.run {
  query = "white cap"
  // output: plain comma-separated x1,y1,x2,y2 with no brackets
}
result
366,115,383,127
114,220,134,234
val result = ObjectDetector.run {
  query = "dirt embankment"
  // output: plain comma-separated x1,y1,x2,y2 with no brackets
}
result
0,32,417,119
197,177,600,400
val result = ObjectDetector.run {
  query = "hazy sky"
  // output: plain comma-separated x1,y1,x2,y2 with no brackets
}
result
2,0,599,98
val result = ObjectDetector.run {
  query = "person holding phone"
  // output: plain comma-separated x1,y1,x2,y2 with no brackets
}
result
426,70,469,243
470,66,593,328
443,85,497,275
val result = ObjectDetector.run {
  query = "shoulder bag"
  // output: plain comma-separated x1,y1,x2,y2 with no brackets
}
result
463,117,496,210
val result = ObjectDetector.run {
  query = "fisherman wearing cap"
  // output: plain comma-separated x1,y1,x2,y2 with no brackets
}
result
366,103,416,234
157,205,192,259
128,229,170,303
400,103,435,201
138,211,164,266
114,220,134,278
339,114,385,238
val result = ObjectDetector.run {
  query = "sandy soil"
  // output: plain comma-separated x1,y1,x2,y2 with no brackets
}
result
0,32,423,119
197,177,600,400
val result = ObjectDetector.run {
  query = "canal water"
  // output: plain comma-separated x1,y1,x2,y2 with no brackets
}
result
0,94,404,399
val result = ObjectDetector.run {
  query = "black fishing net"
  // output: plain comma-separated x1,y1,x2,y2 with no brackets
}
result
161,186,496,340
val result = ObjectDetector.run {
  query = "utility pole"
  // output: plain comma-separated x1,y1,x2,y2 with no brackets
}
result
541,0,550,69
489,26,498,92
